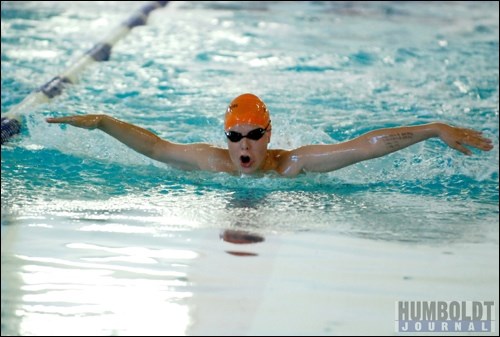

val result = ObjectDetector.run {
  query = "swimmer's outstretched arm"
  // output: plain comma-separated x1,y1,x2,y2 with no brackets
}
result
285,123,493,174
46,114,230,171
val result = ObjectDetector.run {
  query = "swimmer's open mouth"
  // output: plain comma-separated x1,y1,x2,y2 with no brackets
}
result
240,156,250,164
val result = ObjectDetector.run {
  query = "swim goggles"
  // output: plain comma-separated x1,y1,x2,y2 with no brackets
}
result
225,122,271,142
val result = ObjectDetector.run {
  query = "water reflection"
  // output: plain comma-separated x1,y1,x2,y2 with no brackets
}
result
220,229,265,256
221,229,265,244
1,218,196,336
221,190,269,256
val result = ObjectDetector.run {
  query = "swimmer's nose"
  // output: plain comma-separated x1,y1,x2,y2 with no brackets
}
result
239,138,249,150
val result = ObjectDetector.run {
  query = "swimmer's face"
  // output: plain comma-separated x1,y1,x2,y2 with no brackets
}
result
226,124,271,174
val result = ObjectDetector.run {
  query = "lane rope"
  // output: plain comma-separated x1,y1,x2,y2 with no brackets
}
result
1,1,169,144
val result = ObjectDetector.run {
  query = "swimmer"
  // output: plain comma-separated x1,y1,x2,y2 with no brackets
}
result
46,93,493,177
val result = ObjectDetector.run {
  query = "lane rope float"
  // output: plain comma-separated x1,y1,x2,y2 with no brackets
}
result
1,1,169,144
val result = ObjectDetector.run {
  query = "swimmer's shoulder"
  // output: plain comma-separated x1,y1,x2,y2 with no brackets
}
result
268,149,303,176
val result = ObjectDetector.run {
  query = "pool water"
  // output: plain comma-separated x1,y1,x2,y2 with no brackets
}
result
1,1,499,335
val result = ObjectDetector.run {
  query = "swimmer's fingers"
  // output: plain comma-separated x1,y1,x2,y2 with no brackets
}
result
46,116,75,124
46,115,101,129
441,126,493,155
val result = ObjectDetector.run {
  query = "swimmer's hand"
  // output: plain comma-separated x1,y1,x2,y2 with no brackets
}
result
46,114,103,130
436,123,493,155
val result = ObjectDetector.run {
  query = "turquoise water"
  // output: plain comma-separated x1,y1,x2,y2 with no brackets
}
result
2,1,499,335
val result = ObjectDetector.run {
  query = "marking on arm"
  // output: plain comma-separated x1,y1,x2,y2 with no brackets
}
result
381,132,414,150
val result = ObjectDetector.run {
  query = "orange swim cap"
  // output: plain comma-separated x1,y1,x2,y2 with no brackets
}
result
224,93,270,130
